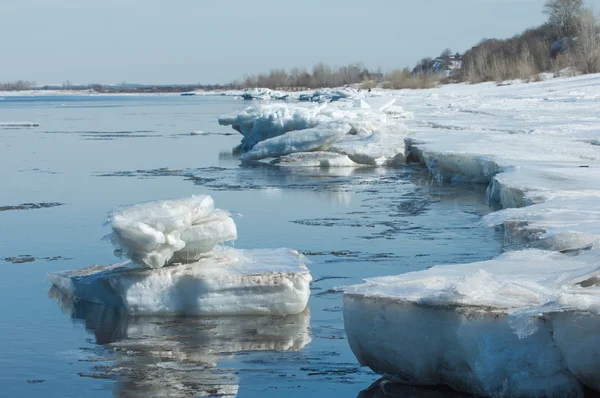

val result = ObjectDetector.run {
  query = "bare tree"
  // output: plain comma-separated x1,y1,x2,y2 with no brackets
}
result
544,0,583,37
573,8,600,73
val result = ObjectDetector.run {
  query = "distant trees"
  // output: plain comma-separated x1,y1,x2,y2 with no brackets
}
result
381,68,443,90
231,62,374,90
0,80,35,91
461,24,554,83
544,0,583,37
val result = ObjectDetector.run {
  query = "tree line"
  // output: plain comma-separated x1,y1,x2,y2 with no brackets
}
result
229,63,380,90
230,0,600,89
0,80,35,91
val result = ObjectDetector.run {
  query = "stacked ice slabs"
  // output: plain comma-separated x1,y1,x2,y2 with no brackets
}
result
49,196,312,316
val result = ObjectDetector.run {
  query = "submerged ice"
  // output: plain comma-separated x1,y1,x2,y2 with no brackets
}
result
50,195,312,316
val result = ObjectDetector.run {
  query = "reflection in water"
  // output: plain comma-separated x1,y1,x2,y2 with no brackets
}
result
358,378,472,398
50,286,311,397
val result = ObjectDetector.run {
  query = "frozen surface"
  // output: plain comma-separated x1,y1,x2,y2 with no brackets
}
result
49,246,312,316
344,74,600,396
345,249,600,316
108,195,237,268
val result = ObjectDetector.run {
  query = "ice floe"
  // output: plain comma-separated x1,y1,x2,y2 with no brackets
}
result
49,246,311,316
240,122,350,162
49,195,312,316
219,96,410,166
241,87,289,100
344,249,600,396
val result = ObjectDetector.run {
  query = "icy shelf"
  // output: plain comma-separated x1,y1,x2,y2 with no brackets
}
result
344,249,600,397
49,247,312,316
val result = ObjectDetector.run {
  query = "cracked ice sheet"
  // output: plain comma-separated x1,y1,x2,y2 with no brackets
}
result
48,247,312,316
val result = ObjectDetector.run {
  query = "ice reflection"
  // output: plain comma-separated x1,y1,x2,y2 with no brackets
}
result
359,378,472,398
49,286,311,397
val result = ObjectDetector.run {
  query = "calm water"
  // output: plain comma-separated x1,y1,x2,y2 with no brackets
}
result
0,95,502,397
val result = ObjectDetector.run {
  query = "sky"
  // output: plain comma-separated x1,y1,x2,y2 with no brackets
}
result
0,0,597,85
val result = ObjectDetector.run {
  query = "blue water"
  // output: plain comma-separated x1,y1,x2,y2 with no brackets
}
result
0,95,501,397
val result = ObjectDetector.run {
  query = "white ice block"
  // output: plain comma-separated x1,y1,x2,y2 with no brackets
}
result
240,123,350,161
108,196,237,269
343,249,600,396
49,247,312,316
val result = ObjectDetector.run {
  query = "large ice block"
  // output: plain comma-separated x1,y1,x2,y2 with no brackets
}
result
240,122,350,162
343,249,600,396
49,247,312,316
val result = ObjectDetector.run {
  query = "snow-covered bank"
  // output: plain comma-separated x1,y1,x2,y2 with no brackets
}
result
49,196,312,316
341,74,600,396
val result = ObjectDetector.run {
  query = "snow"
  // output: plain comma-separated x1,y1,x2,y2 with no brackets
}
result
49,246,312,316
108,195,237,269
340,73,600,396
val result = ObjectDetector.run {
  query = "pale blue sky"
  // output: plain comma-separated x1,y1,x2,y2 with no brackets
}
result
0,0,596,85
